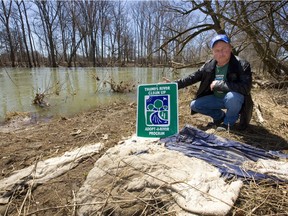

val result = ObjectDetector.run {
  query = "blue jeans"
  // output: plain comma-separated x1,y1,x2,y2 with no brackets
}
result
190,92,244,126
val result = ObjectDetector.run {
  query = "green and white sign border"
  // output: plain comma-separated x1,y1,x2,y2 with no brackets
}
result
136,83,178,138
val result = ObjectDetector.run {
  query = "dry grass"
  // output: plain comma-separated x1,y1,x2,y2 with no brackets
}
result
8,168,287,216
232,180,288,215
4,111,30,122
1,85,287,216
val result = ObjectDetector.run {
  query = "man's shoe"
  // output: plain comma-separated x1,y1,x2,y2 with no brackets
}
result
207,114,225,127
216,123,232,131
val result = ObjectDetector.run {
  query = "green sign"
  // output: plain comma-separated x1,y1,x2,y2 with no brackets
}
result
137,83,178,138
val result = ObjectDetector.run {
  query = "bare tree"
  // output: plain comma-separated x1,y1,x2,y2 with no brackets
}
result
22,1,37,67
131,2,146,65
160,0,288,79
15,0,32,67
34,0,61,67
0,0,16,67
57,1,69,64
0,0,286,74
99,1,112,66
61,1,86,67
211,1,288,78
108,1,133,65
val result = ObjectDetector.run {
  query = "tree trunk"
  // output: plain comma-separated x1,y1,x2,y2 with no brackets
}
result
0,1,16,67
23,1,37,67
16,1,32,68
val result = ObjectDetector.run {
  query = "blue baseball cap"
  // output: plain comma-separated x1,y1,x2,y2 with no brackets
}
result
210,34,230,48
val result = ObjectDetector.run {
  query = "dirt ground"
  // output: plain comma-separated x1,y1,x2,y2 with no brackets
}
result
0,86,287,216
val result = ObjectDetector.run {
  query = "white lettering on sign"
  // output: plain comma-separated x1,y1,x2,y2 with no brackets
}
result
145,127,155,131
149,131,165,135
148,91,160,95
145,87,158,91
159,86,170,91
156,127,169,131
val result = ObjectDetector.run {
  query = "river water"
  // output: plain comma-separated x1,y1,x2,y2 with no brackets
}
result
0,67,192,123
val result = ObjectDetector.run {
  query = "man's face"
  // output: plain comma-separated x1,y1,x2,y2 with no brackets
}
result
212,41,232,66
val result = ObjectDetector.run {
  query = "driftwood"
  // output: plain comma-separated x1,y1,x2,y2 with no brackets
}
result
170,60,205,69
33,93,50,107
253,80,288,89
0,143,103,205
254,103,265,124
104,79,135,93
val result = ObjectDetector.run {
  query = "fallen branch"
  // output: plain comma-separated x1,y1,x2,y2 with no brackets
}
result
253,80,288,89
32,93,50,107
170,61,205,69
104,79,135,93
0,143,103,205
255,103,265,124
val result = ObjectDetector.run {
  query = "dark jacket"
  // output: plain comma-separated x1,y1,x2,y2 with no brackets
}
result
176,54,253,129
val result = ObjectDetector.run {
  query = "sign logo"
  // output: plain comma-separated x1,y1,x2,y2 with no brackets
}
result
137,83,178,138
145,95,169,126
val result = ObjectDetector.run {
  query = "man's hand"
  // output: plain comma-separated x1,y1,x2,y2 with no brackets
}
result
162,77,171,83
210,80,218,91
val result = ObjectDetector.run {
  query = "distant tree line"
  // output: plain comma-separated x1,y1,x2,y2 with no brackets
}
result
0,0,287,80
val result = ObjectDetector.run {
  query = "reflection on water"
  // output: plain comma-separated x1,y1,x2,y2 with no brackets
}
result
0,67,192,122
